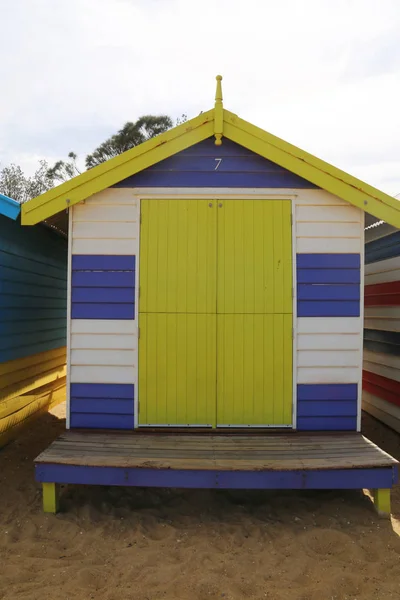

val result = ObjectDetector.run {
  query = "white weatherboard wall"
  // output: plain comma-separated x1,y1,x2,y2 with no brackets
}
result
70,189,139,391
68,187,364,428
294,192,364,394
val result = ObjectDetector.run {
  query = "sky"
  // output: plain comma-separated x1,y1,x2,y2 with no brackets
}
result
1,0,400,195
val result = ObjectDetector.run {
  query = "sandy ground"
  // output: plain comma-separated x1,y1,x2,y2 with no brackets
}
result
0,405,400,600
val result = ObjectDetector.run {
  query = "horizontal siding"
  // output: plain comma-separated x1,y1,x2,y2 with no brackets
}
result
71,349,136,366
297,333,359,350
297,317,361,334
70,366,135,384
365,255,400,285
363,391,400,434
70,194,138,431
72,189,138,256
363,226,400,433
297,254,361,317
71,255,135,320
70,383,134,430
365,280,400,306
365,230,400,264
297,384,357,430
113,138,318,189
0,216,67,363
297,317,361,385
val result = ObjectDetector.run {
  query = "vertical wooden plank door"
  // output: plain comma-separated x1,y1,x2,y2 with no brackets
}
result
139,200,217,426
139,199,293,427
217,200,293,426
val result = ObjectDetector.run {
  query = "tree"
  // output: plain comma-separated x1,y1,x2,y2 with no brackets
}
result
0,160,54,204
0,112,187,199
46,151,81,184
85,115,174,168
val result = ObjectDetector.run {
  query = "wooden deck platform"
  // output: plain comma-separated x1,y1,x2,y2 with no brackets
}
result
35,431,398,492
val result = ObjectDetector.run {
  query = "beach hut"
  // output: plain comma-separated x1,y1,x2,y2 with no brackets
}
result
0,193,67,447
21,77,399,516
363,218,400,433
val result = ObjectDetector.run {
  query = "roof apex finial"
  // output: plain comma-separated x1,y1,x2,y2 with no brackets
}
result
214,75,223,146
215,74,223,105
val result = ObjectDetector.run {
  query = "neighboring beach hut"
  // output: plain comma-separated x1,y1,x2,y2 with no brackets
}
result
0,193,67,447
21,77,399,516
363,218,400,433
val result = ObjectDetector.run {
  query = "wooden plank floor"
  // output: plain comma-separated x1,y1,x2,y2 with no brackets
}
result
35,432,398,472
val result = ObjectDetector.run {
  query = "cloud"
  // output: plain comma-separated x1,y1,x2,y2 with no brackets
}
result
0,0,399,194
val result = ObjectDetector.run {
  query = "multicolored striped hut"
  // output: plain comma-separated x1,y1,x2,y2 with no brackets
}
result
21,77,399,516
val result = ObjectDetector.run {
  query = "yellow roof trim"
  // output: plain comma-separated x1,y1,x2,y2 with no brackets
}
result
21,83,400,228
22,109,215,225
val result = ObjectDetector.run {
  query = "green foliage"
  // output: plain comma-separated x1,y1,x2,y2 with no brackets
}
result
85,115,174,169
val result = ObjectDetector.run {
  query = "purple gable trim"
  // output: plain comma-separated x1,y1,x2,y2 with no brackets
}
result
112,138,319,189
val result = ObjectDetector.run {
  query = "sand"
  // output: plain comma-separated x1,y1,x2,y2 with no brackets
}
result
1,405,400,600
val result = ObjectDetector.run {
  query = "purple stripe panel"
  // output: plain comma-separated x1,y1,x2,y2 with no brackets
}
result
297,254,361,269
71,383,134,398
72,255,135,271
297,417,357,431
72,271,135,288
70,413,134,429
71,303,135,319
72,287,135,303
298,301,360,317
298,384,357,401
35,464,397,489
297,284,360,301
297,401,357,417
70,398,134,415
297,269,361,284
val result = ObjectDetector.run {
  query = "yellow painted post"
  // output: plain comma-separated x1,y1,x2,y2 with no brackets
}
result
214,75,223,146
373,489,391,518
42,482,59,514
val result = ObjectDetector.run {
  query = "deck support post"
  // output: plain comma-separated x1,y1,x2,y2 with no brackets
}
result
42,482,59,514
373,488,391,518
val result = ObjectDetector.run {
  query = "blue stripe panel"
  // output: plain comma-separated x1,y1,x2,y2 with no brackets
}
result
71,303,135,319
71,383,134,398
35,464,397,490
298,384,357,401
297,384,358,431
298,301,360,317
297,284,360,301
297,254,361,269
72,255,136,271
297,402,357,417
297,417,357,431
70,414,134,429
297,269,361,284
72,271,135,287
70,383,134,430
297,254,360,317
112,138,318,189
72,287,135,303
71,399,134,414
365,231,400,264
72,255,135,320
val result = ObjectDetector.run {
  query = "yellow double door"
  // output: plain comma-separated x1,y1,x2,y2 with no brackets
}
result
139,199,293,427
